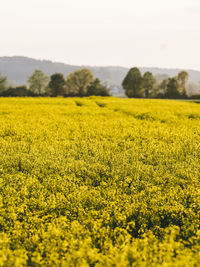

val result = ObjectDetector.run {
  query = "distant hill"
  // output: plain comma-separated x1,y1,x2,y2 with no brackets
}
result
0,56,200,94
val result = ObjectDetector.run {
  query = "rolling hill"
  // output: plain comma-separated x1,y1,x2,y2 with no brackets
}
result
0,56,200,95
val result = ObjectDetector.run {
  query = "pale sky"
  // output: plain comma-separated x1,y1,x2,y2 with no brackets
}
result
1,0,200,70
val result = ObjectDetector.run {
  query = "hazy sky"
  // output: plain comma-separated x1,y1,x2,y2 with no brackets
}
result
1,0,200,69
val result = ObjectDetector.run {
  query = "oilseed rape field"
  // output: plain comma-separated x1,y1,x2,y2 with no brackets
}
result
0,97,200,266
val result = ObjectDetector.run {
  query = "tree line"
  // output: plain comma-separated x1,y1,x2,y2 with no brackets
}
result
122,67,190,99
0,69,110,97
0,66,198,98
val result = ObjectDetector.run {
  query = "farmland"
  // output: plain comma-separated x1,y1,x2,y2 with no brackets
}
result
0,97,200,266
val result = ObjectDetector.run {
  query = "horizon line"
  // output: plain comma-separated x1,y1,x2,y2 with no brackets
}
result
0,55,200,72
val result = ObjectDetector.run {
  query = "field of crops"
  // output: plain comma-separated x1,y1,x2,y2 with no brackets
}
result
0,97,200,266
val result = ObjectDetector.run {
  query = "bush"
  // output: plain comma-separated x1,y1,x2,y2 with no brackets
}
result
1,86,35,97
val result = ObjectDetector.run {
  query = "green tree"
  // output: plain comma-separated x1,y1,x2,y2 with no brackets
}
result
176,71,189,96
87,78,110,96
159,78,169,96
143,72,156,97
66,68,94,96
0,73,7,94
122,67,143,98
166,78,180,98
48,73,66,96
27,70,49,95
